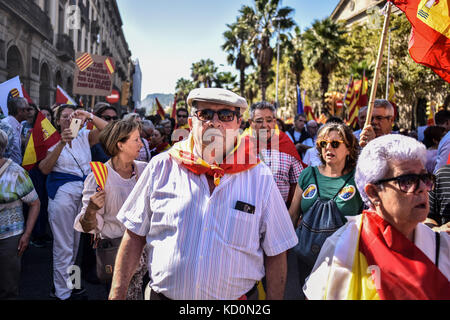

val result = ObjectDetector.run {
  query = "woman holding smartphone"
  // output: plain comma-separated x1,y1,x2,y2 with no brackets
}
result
39,104,107,300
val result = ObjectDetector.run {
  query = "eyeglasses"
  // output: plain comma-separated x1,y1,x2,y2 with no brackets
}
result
102,116,119,121
375,173,435,193
194,109,239,122
177,115,188,118
318,140,344,149
372,115,392,122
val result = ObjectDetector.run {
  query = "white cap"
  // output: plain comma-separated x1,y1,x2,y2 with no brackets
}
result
187,88,248,114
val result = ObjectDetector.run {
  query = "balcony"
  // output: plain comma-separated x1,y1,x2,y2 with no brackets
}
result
78,2,89,23
56,34,75,62
1,0,53,42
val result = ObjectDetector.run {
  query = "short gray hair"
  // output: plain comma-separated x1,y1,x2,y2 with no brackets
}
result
122,113,141,122
0,129,8,158
355,134,427,207
141,119,154,131
249,101,276,119
7,97,28,116
374,99,394,117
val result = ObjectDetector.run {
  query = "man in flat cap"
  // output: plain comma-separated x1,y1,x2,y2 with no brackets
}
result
109,88,298,300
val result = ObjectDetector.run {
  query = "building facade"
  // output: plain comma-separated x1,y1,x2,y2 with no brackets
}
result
330,0,397,27
0,0,134,111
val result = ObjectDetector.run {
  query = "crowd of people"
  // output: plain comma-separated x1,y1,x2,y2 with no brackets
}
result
0,88,449,300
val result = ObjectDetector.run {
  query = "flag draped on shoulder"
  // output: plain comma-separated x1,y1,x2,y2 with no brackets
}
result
56,85,76,105
390,0,450,83
22,111,61,171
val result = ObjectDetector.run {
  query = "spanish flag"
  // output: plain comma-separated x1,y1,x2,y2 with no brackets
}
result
22,111,61,171
303,91,315,122
391,0,450,83
305,211,450,300
56,85,76,105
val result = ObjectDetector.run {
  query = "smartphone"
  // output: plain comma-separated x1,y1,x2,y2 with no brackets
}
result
70,118,82,138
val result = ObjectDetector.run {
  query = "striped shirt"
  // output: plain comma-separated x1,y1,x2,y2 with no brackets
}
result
429,165,450,225
117,152,298,300
259,149,303,202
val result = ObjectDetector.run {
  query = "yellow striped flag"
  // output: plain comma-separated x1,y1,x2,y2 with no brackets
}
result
104,57,115,75
76,53,94,72
90,162,108,191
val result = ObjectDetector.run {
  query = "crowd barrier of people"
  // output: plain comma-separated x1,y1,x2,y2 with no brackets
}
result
0,89,449,300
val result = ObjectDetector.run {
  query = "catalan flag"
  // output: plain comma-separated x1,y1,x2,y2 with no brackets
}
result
346,73,368,129
22,111,61,171
104,57,115,75
90,162,108,191
391,0,450,83
76,52,94,72
155,97,166,119
56,85,76,105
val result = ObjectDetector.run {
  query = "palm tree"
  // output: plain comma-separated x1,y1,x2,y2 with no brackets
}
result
302,18,347,107
222,19,253,97
245,71,260,106
239,0,295,101
175,78,195,105
214,72,237,90
287,26,304,89
191,59,218,88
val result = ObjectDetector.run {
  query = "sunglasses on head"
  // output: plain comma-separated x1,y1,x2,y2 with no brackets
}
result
102,115,119,121
194,109,239,122
318,139,344,149
375,173,435,193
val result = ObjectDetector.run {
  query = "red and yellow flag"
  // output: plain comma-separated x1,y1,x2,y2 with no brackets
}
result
391,0,450,83
76,53,94,72
155,97,166,119
22,112,61,171
303,92,315,122
90,162,108,190
56,85,76,105
346,75,368,128
104,57,115,75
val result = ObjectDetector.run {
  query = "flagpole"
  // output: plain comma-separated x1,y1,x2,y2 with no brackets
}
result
364,1,392,129
385,29,391,100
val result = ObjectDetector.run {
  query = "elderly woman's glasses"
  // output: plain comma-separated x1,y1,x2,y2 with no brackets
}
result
194,109,239,122
318,140,344,149
375,173,435,193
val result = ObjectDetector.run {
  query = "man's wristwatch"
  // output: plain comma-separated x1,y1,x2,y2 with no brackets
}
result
87,112,94,122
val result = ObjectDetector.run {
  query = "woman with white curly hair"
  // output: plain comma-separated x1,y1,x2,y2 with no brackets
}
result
303,134,450,300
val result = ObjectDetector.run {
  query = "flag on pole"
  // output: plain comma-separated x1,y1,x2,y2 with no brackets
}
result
22,111,61,171
56,85,76,105
21,85,34,105
155,97,165,119
388,78,398,119
171,96,177,122
347,73,368,128
76,53,94,72
390,0,450,83
0,76,24,116
296,85,304,115
303,91,315,121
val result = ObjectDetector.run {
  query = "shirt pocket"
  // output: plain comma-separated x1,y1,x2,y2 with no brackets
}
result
223,209,259,250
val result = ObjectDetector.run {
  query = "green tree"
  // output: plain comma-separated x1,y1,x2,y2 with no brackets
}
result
302,18,347,108
222,19,253,97
175,78,195,105
191,59,218,88
239,0,296,101
214,72,237,90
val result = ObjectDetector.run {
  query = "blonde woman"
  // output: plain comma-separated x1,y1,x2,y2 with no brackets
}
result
74,120,147,300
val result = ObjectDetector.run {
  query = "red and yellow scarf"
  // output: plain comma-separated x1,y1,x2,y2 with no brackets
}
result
169,133,260,186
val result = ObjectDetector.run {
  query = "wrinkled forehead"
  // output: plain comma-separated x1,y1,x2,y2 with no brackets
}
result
194,101,237,111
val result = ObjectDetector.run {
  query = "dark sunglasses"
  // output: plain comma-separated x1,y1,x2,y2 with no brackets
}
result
375,173,435,193
102,115,119,121
318,139,344,149
194,109,239,122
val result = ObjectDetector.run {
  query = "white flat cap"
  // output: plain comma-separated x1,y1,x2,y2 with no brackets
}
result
187,88,248,113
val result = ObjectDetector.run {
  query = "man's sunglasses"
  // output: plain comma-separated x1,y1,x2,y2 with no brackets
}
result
194,109,239,122
318,140,344,149
102,116,119,121
374,173,435,193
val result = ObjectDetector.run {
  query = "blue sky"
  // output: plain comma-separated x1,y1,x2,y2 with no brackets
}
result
116,0,340,98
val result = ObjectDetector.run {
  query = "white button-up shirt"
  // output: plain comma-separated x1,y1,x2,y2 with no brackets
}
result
117,152,298,300
1,116,22,164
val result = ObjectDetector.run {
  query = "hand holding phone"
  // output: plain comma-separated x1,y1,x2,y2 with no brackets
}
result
70,118,82,138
